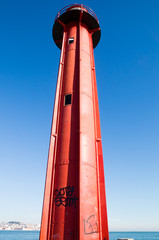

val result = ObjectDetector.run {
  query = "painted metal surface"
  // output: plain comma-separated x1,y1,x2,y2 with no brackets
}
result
40,4,109,240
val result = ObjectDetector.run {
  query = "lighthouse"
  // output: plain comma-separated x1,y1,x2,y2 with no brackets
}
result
40,4,109,240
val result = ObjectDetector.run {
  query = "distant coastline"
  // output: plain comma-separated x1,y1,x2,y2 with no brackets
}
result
0,221,40,231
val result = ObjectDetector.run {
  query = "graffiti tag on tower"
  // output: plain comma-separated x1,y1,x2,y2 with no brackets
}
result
54,186,78,208
84,214,98,234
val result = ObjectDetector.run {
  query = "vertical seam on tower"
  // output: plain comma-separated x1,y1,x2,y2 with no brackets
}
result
78,20,81,240
47,30,66,240
78,10,83,240
90,33,102,240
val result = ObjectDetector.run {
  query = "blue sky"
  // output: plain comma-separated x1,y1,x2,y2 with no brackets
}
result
0,0,159,231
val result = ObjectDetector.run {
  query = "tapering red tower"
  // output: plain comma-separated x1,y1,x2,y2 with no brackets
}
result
40,4,109,240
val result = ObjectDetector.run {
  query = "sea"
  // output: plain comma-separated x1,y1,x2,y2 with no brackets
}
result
0,231,159,240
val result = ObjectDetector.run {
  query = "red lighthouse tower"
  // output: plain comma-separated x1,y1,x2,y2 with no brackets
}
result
40,4,109,240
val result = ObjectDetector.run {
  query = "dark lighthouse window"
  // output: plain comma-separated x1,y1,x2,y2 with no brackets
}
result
64,94,72,105
68,38,74,44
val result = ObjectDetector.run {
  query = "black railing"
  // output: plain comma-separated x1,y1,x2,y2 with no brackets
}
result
55,4,99,23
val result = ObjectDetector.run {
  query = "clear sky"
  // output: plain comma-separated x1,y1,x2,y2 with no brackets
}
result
0,0,159,231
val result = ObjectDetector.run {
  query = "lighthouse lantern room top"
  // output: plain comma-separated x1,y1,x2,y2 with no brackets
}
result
52,4,101,49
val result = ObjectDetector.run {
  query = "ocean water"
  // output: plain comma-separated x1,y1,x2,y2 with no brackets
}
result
110,232,159,240
0,231,159,240
0,231,39,240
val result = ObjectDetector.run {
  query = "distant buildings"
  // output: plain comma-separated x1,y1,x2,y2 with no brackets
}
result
0,221,40,231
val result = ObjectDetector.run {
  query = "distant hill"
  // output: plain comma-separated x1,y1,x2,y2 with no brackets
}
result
8,221,20,225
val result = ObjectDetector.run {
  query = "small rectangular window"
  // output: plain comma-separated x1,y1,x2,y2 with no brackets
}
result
68,38,74,44
64,94,72,105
